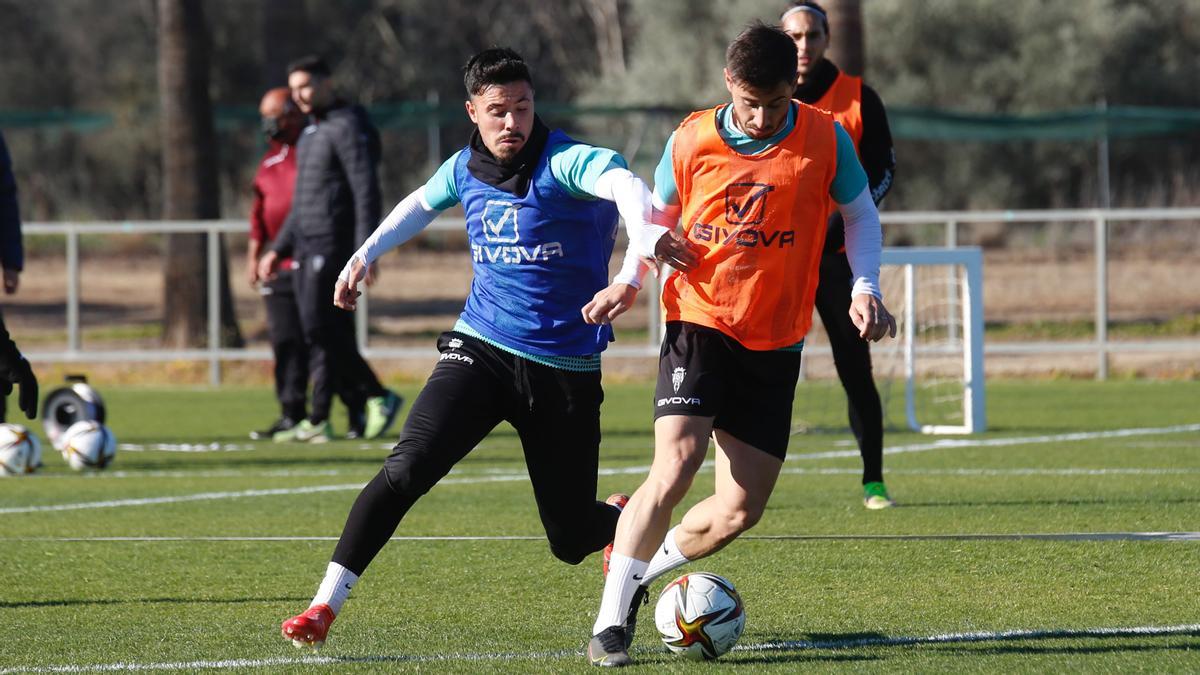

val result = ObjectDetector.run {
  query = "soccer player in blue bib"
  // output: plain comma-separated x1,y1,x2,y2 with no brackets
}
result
280,48,692,648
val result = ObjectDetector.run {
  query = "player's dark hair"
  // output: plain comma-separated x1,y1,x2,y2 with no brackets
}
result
463,48,533,97
287,55,332,78
726,22,797,90
781,1,830,34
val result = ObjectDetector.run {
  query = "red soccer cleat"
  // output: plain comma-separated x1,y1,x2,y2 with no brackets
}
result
602,493,630,577
281,603,335,648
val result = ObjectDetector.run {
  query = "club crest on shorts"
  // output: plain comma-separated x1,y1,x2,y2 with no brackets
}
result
448,338,463,349
672,367,686,393
481,200,520,243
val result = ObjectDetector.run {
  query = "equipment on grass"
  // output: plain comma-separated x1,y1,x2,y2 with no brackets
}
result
59,419,116,471
795,246,986,435
42,375,107,450
0,423,42,476
654,572,745,660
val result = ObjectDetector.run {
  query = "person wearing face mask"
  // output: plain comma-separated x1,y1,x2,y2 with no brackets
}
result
246,87,314,440
258,57,402,443
782,0,897,510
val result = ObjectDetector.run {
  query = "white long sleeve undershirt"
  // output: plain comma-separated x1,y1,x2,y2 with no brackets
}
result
338,186,439,283
838,186,883,299
591,168,668,289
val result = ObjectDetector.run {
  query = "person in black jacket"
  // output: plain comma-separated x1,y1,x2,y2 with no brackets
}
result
0,131,22,298
258,56,401,443
0,131,35,423
782,1,897,509
0,315,37,421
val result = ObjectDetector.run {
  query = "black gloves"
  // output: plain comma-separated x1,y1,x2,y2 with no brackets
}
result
0,356,38,419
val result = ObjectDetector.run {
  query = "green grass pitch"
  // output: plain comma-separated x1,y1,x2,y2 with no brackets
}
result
2,380,1198,672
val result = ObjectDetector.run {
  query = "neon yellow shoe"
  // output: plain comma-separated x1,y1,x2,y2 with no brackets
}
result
863,481,894,510
274,419,332,443
364,390,404,440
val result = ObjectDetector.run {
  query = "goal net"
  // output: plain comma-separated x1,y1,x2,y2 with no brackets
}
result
793,247,985,435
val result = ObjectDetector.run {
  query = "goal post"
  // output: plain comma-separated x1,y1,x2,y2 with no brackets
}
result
882,247,986,434
795,246,986,435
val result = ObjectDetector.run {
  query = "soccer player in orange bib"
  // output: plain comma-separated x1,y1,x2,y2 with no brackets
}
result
783,0,898,510
585,23,895,666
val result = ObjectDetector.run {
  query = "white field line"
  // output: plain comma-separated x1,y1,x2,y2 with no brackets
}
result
788,423,1200,460
6,531,1199,543
0,484,364,515
7,423,1198,514
7,463,1198,515
1,623,1197,673
113,422,1200,455
28,465,1200,481
41,422,1200,481
734,622,1200,653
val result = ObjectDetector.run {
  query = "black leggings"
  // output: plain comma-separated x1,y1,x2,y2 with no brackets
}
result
331,331,620,575
263,270,308,422
813,250,885,484
293,254,385,423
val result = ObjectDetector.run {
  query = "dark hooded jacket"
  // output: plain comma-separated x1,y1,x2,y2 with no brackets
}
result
271,101,381,266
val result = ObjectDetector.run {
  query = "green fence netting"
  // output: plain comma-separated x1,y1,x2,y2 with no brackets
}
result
4,104,1200,141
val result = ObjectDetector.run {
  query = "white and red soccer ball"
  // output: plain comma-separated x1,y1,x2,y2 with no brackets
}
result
58,419,117,471
654,572,746,660
0,423,42,476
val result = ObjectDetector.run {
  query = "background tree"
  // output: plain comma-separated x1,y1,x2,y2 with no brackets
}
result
158,0,242,348
825,0,864,76
1,0,1196,219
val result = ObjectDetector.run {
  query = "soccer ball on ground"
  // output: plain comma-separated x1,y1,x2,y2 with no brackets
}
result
59,420,116,471
0,423,42,476
655,572,746,660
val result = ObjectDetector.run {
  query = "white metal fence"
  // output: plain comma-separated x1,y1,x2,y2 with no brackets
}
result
20,207,1200,384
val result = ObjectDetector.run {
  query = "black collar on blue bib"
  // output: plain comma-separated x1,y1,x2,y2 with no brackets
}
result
467,115,550,197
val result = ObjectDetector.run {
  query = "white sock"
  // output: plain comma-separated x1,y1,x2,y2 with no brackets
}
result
311,561,359,615
593,553,648,635
643,526,690,586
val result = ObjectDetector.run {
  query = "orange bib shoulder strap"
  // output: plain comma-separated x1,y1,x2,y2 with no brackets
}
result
814,72,863,151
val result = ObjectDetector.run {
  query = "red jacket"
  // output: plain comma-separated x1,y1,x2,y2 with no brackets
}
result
249,140,298,268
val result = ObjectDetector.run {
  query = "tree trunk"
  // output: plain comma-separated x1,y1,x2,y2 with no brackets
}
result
157,0,242,348
826,0,865,76
584,0,627,79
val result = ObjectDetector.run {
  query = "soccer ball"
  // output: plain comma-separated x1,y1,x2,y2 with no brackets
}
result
654,572,746,660
0,423,42,476
59,420,116,471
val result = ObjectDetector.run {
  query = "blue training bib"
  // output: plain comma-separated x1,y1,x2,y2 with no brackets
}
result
455,130,619,356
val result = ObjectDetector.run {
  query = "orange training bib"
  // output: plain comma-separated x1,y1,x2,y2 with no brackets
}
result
663,103,838,350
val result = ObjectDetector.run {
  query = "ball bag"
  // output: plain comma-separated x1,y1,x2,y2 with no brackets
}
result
42,375,106,451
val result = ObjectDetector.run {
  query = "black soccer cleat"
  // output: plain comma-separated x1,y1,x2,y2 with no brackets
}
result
250,416,296,440
587,625,632,667
624,585,649,649
345,407,366,440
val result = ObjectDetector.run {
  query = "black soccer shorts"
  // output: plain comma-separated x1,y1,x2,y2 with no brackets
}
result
653,321,802,459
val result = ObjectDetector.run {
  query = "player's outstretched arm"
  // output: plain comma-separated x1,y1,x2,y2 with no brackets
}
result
593,167,700,271
582,169,697,324
334,185,441,311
